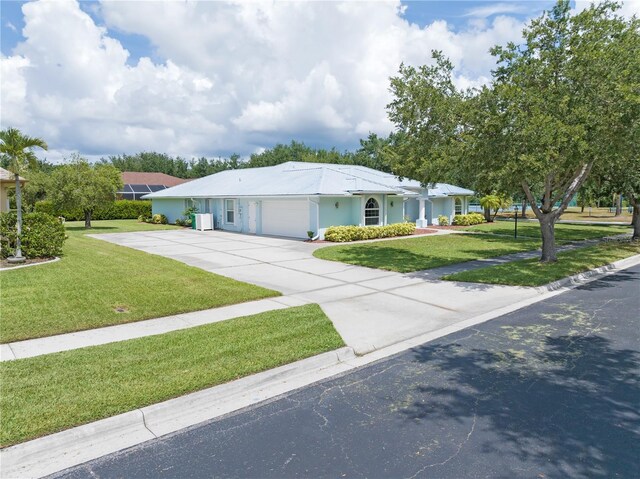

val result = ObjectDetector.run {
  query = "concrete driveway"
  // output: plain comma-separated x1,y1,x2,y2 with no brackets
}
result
94,229,542,354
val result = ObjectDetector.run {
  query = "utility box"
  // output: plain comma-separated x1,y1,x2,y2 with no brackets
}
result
194,213,214,231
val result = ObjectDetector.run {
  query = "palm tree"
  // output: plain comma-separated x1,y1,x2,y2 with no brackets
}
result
0,128,48,262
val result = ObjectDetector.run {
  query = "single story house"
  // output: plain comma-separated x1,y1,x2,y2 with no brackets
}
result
0,167,27,213
118,172,191,201
144,162,474,239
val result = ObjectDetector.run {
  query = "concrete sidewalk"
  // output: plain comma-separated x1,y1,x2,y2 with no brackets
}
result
0,296,308,361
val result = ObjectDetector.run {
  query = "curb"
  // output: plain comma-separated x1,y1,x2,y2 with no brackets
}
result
536,253,640,292
0,347,356,479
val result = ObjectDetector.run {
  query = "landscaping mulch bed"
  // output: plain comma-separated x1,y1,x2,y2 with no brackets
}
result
309,228,438,244
0,257,56,270
429,225,468,230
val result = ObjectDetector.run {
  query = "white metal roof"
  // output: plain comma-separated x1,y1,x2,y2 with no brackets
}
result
143,162,474,199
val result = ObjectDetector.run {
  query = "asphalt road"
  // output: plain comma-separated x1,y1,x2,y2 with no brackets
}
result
54,265,640,479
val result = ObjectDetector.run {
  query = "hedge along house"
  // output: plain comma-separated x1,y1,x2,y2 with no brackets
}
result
143,162,474,239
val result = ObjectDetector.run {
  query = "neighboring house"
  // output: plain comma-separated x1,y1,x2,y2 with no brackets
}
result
119,172,191,200
0,167,27,213
144,162,474,239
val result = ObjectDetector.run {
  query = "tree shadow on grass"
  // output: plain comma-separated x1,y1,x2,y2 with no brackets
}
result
317,237,542,274
404,332,640,478
65,225,120,233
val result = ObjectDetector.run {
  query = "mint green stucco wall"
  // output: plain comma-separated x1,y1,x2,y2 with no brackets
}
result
319,197,359,229
154,194,410,238
152,198,186,223
386,196,404,223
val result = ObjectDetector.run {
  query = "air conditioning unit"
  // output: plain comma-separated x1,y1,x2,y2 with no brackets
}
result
194,213,213,231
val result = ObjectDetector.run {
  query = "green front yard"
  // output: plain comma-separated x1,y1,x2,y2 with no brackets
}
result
1,304,344,447
1,220,279,343
314,234,541,273
443,242,640,287
464,221,630,242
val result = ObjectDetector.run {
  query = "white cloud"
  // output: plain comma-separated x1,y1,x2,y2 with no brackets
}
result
1,0,529,161
574,0,640,17
464,2,528,18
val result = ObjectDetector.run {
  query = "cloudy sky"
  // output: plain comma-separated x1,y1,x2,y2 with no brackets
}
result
1,1,637,162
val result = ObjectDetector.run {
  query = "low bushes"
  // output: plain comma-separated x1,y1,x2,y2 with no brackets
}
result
0,212,66,259
437,215,449,226
137,213,168,225
452,213,485,226
35,200,151,221
324,223,415,242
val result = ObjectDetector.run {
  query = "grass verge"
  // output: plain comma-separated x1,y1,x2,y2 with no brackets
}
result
464,221,630,242
1,220,278,343
443,242,640,287
313,234,541,273
0,304,344,447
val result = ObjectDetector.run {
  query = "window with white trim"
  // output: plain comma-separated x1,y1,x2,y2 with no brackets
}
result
455,197,462,215
364,198,380,226
225,199,236,224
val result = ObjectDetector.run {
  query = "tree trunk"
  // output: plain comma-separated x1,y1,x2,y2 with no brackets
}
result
539,215,557,262
615,193,622,216
14,173,23,259
581,204,585,213
84,210,92,229
630,197,639,241
522,199,528,218
484,206,492,222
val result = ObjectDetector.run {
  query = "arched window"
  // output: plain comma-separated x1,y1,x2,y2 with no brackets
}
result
455,197,462,215
364,198,380,225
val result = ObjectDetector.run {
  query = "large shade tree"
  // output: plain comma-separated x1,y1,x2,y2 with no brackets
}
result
49,154,122,228
388,0,639,261
0,128,48,261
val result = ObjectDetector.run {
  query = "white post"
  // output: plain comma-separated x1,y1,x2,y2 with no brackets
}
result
416,198,428,228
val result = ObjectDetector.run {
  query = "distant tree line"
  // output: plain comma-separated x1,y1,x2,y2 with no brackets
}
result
98,133,403,179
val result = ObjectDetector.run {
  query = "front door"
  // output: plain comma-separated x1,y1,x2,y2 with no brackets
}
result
248,201,257,234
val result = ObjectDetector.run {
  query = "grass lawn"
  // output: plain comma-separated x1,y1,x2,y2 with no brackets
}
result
560,206,633,223
0,304,344,447
443,242,640,287
0,220,278,343
465,221,630,242
313,234,541,273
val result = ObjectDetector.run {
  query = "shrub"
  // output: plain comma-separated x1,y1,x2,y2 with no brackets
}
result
152,214,168,224
137,215,146,223
452,213,485,226
0,212,66,259
437,215,449,226
324,223,415,242
174,218,184,226
35,200,152,221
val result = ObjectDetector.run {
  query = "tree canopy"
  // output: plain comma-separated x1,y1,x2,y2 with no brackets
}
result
387,0,639,261
49,155,122,228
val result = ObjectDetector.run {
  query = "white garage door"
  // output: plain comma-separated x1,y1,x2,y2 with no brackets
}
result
262,200,310,238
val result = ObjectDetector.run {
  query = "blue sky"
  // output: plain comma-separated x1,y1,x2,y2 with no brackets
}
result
2,1,632,162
